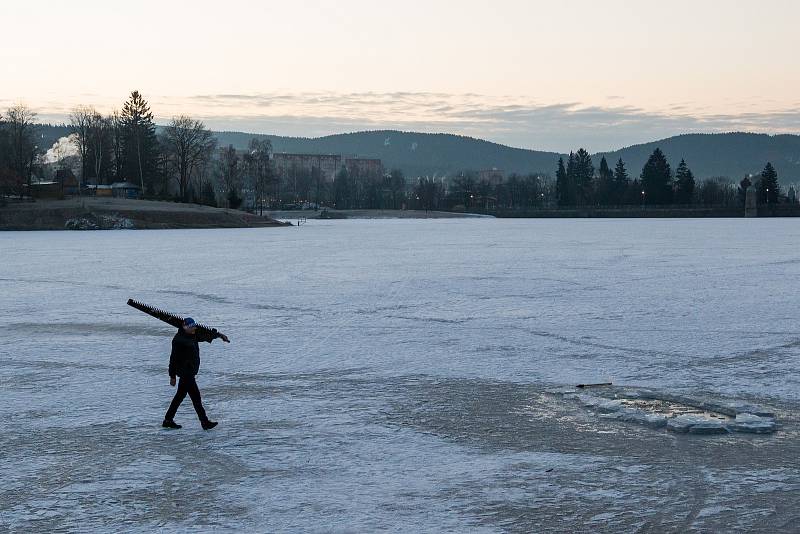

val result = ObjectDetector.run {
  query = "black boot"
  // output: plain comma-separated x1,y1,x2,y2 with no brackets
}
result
201,420,218,430
162,419,182,429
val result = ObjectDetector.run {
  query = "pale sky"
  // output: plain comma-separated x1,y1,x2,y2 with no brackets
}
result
3,0,800,151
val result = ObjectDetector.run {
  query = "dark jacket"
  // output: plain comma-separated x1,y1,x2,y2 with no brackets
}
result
168,328,218,378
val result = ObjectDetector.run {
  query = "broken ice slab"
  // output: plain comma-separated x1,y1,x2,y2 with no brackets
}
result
728,413,778,434
608,409,667,429
633,412,668,429
553,386,778,435
726,403,775,419
666,414,713,433
574,394,623,413
729,421,777,434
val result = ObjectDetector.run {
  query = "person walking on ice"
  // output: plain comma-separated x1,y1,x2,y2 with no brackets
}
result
163,317,229,430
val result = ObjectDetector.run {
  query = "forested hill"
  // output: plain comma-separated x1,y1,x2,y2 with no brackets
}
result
213,130,562,178
599,133,800,183
216,130,800,182
37,124,71,152
37,124,800,183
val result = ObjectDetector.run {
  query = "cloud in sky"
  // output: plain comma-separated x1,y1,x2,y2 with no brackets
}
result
8,92,800,153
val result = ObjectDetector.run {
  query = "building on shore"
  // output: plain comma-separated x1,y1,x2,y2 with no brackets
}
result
55,169,79,196
84,184,113,197
111,181,142,199
344,157,383,178
272,154,343,183
478,168,505,185
272,153,384,183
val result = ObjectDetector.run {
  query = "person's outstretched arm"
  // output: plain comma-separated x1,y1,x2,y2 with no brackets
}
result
196,328,229,344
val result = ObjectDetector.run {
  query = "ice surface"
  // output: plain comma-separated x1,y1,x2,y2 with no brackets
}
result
2,218,800,532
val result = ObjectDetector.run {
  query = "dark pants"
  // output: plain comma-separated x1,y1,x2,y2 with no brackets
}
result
165,376,208,422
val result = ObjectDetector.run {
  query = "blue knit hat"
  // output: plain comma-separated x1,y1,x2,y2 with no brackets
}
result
183,317,197,327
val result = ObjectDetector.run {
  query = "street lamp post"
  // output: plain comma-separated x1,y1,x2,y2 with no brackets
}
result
641,190,646,210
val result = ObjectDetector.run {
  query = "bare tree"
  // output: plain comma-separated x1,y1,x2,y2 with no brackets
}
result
109,110,124,181
243,138,273,215
88,112,109,182
69,106,94,188
6,104,39,196
217,144,241,208
162,116,216,201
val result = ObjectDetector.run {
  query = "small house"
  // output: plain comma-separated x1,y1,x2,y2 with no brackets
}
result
55,169,79,196
84,184,113,197
27,181,62,199
111,181,141,199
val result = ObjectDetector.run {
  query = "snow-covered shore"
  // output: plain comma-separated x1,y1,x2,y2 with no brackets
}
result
0,197,289,230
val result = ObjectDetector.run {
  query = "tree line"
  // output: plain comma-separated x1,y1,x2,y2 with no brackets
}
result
0,93,790,211
0,92,275,207
66,91,221,202
555,147,783,208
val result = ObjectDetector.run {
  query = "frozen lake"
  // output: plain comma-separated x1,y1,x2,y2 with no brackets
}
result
2,218,800,532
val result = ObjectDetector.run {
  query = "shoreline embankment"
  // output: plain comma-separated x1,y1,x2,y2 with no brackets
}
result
0,198,290,230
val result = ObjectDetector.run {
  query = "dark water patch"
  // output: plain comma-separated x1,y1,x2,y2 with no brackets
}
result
376,376,800,532
380,376,800,463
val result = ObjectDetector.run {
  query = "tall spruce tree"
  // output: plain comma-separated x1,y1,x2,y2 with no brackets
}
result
613,158,629,205
561,152,578,206
758,162,779,204
555,157,569,207
596,156,613,205
573,148,594,206
120,91,158,195
674,159,695,204
640,148,672,205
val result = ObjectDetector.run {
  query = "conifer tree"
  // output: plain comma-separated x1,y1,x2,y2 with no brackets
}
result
613,158,629,204
560,152,577,206
573,148,594,205
596,156,613,205
640,148,672,205
556,157,569,207
120,91,158,195
757,162,779,204
674,159,695,204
